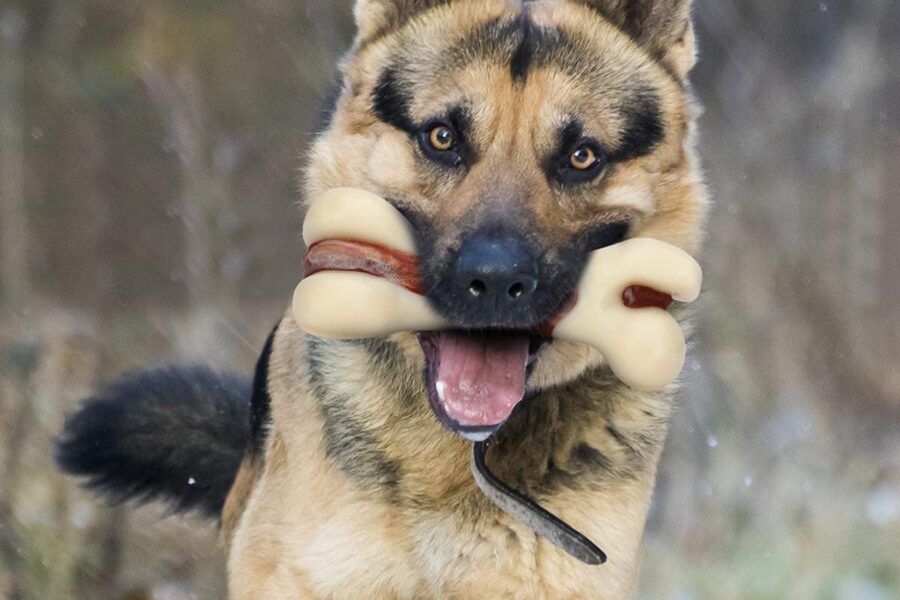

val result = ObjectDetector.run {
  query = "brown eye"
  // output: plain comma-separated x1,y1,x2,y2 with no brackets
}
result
569,146,598,170
429,125,455,151
555,138,607,185
419,121,464,168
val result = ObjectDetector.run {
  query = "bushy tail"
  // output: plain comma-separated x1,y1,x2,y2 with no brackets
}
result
55,366,251,519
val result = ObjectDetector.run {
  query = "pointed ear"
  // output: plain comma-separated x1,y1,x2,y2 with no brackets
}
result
576,0,697,78
353,0,451,43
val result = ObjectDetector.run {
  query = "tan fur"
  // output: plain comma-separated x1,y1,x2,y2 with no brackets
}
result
225,0,708,597
228,316,665,599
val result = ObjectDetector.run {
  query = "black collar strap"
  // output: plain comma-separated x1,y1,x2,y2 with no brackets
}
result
471,440,607,566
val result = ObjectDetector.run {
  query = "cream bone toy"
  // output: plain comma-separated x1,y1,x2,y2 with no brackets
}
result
292,188,703,566
293,187,702,391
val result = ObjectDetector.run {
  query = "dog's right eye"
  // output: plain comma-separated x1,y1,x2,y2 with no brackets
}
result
429,125,455,151
418,122,463,168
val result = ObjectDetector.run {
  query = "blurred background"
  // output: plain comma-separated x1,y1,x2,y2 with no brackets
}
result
0,0,897,598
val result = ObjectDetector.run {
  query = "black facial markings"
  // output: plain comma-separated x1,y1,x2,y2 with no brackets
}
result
549,101,663,177
546,121,611,186
441,16,504,71
446,106,472,149
545,120,583,177
372,67,415,133
508,14,538,82
374,66,477,167
443,14,570,83
250,322,279,456
609,89,665,162
443,104,476,165
388,197,433,241
502,16,570,83
416,104,476,168
306,337,401,493
558,120,585,153
583,221,630,251
377,14,665,166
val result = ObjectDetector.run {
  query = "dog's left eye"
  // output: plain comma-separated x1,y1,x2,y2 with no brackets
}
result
418,122,463,167
569,146,598,170
555,140,607,185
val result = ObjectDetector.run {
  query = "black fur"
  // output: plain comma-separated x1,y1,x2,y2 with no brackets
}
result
508,14,539,82
306,337,402,495
609,91,665,163
55,366,251,518
545,120,590,185
444,104,477,164
570,443,614,473
250,324,279,455
388,12,663,164
446,14,569,81
372,68,414,133
584,221,631,251
557,121,586,157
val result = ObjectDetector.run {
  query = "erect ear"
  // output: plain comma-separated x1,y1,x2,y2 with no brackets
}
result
354,0,452,44
575,0,697,78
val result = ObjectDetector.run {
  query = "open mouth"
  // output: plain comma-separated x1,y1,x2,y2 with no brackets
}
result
300,235,573,439
418,331,549,441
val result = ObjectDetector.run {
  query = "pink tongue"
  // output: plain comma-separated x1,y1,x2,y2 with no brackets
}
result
435,332,530,427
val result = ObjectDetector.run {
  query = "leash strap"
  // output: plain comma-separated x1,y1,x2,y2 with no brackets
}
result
470,441,607,566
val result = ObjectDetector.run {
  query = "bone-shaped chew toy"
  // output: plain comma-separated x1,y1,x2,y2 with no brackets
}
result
292,188,702,391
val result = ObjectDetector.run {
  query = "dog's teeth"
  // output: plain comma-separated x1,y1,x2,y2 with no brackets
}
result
435,381,446,402
460,430,492,442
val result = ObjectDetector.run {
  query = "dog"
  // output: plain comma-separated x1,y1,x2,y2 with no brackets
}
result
57,0,708,597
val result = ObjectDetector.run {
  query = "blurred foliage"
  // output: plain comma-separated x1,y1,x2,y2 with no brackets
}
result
0,0,898,598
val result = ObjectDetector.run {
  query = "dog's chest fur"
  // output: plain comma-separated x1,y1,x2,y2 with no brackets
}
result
224,316,669,599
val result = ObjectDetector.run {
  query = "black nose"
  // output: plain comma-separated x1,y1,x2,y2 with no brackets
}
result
454,232,539,309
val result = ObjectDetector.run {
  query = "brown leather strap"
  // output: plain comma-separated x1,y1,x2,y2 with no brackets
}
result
303,239,423,294
622,285,673,310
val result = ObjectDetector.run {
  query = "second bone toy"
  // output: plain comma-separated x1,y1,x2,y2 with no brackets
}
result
293,188,702,391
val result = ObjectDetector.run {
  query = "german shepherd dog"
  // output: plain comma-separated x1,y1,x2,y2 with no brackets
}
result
57,0,708,597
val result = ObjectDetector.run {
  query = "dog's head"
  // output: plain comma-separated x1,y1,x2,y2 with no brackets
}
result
305,0,707,438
